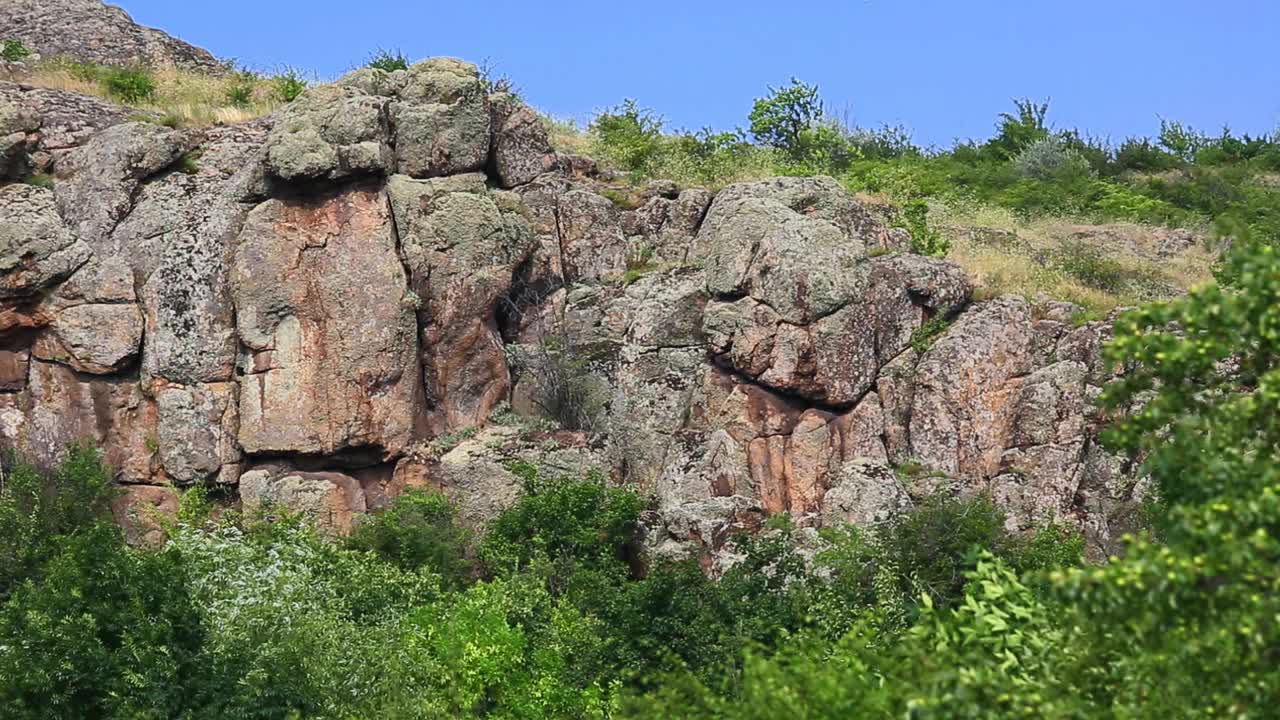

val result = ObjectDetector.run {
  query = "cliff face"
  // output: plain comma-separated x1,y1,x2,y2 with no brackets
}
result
0,52,1146,559
0,0,225,73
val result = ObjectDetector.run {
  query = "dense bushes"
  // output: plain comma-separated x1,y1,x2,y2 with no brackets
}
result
582,85,1280,256
4,236,1279,716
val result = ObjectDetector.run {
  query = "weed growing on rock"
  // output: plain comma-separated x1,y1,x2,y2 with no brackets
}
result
366,47,409,72
102,66,156,103
0,39,30,63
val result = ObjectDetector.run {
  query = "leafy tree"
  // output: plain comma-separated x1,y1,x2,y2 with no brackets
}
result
589,99,665,173
748,78,823,158
346,487,471,587
0,445,116,599
986,98,1051,160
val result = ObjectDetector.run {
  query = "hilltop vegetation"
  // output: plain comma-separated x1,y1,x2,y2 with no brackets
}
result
1,238,1279,718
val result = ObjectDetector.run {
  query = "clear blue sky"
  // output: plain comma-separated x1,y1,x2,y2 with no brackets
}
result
118,0,1279,148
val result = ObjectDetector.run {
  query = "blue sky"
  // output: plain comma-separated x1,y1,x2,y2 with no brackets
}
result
119,0,1279,148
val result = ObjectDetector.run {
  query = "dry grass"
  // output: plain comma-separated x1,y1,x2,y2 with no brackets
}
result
6,61,289,127
936,201,1216,312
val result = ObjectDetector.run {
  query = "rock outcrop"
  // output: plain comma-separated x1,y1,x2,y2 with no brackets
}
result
0,47,1145,562
0,0,226,73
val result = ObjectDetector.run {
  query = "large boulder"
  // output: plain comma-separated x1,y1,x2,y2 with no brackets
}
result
32,302,143,374
392,59,492,179
0,184,91,307
387,173,536,432
488,92,556,188
0,0,226,73
54,122,194,245
910,296,1034,478
705,254,971,406
264,84,392,182
239,468,367,535
231,186,422,457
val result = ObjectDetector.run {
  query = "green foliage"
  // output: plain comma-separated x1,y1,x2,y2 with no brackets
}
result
0,446,116,599
225,70,258,107
1012,135,1093,181
589,99,665,173
748,78,822,159
272,67,308,102
910,313,953,354
101,66,157,103
878,493,1006,609
1,39,30,63
480,468,643,577
986,98,1051,160
0,526,208,719
346,488,471,586
366,47,409,72
898,198,949,256
23,173,55,189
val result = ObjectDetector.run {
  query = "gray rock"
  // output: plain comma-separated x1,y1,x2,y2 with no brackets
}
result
54,122,194,244
392,59,491,178
231,186,421,457
239,468,367,535
264,84,392,182
0,0,226,73
156,383,240,485
0,184,91,300
489,92,555,188
387,173,536,432
32,302,143,374
820,460,913,526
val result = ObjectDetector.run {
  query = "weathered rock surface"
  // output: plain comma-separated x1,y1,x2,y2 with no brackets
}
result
239,468,367,535
0,0,226,73
231,186,421,458
0,184,91,306
0,48,1146,560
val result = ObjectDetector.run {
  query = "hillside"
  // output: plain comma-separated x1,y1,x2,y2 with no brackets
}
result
2,3,1279,718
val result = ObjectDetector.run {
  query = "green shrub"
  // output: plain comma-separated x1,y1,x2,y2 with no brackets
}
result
225,70,258,107
0,39,30,63
366,47,409,72
897,198,949,256
101,66,157,103
1013,135,1093,181
480,467,643,577
272,67,308,102
1114,136,1180,172
878,492,1006,609
589,99,665,173
346,488,471,587
985,98,1051,160
909,313,953,353
748,77,823,160
0,526,208,719
0,445,116,599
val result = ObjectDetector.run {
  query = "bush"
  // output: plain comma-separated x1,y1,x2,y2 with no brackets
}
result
985,98,1051,160
849,123,920,160
1114,136,1180,172
272,67,308,102
366,47,409,72
224,70,258,107
480,466,643,578
1013,135,1093,181
589,99,665,173
897,198,949,256
346,488,471,587
0,446,116,599
878,493,1006,609
101,66,156,103
748,77,823,160
1,39,30,63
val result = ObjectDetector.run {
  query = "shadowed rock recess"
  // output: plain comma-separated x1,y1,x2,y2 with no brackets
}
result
0,56,1146,562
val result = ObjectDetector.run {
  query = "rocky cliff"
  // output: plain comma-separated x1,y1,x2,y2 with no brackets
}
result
0,53,1145,559
0,0,225,73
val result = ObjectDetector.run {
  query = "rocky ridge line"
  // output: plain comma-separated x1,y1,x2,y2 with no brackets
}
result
0,55,1145,560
